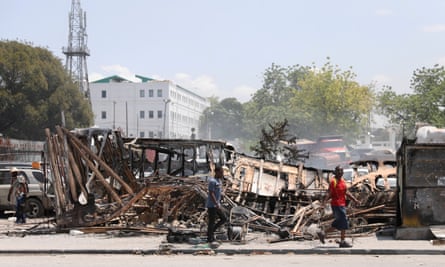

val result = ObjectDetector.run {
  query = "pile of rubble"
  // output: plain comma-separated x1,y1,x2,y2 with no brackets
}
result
42,126,397,242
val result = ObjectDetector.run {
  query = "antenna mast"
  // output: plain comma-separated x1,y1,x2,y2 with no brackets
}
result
63,0,90,101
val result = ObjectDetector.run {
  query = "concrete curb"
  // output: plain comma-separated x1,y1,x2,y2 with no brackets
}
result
0,248,444,255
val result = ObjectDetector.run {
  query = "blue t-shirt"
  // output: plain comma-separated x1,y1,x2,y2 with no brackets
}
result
206,177,221,208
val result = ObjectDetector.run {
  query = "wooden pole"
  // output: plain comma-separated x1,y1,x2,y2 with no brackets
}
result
45,128,67,214
62,127,134,195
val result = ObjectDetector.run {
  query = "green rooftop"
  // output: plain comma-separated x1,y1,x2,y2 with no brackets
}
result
91,75,132,83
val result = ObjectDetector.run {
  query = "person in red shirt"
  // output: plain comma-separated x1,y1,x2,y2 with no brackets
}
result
319,165,359,248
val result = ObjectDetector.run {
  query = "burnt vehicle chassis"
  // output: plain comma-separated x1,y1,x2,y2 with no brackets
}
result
45,126,396,240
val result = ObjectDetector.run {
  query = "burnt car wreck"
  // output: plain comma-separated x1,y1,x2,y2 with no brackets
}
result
43,126,397,243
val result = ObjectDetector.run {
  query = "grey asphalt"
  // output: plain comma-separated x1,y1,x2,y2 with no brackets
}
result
0,218,444,255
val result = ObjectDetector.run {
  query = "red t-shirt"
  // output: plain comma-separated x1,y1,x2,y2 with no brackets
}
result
329,177,347,207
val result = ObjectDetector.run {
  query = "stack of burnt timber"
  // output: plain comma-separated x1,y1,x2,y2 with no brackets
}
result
44,126,232,230
44,126,397,240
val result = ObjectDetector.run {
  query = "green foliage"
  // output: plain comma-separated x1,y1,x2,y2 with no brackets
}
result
199,97,244,141
243,63,298,141
243,60,374,147
0,41,93,140
200,60,374,153
377,64,445,138
376,87,415,138
292,61,374,142
410,65,445,128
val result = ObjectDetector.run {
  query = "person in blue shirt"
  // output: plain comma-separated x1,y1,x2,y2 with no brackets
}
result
206,166,227,243
7,168,29,224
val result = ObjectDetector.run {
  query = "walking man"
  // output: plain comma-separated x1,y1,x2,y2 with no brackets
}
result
206,166,227,243
319,165,359,247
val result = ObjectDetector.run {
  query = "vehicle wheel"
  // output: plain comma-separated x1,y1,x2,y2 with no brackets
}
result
26,198,44,218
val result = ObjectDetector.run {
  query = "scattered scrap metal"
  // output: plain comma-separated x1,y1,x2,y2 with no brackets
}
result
43,126,397,243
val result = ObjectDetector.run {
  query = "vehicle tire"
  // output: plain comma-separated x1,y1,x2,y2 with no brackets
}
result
26,198,44,218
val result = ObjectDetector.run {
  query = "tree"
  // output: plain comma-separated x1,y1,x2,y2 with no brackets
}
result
250,119,306,163
243,63,297,141
376,86,417,138
199,97,244,141
291,61,374,142
0,41,93,140
243,60,374,147
377,64,445,138
410,65,445,127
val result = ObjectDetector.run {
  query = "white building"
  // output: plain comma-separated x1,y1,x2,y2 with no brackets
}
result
89,75,209,138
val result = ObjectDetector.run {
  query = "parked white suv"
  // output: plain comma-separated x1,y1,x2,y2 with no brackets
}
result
0,168,53,218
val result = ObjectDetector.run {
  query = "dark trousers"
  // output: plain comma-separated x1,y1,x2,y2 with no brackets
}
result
15,195,26,223
207,207,227,242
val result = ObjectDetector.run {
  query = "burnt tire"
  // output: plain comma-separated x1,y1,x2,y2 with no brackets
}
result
26,198,44,218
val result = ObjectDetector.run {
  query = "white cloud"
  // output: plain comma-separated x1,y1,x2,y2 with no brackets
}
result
89,66,255,103
437,57,445,66
89,72,104,82
422,24,445,33
231,85,256,102
371,74,392,86
370,74,412,95
173,73,219,98
173,73,256,102
375,9,392,16
89,64,138,82
148,74,166,81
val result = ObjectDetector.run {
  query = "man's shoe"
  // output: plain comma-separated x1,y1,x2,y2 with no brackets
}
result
317,230,325,244
339,241,352,248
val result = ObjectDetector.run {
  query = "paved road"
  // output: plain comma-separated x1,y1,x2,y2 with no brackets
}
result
0,215,445,258
3,254,444,267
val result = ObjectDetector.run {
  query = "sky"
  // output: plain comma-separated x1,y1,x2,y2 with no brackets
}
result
3,0,445,105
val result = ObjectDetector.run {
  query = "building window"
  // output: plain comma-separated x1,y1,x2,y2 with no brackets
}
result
148,89,154,97
148,110,154,119
157,89,163,97
157,110,163,119
149,131,154,138
139,89,145,97
101,111,107,119
101,90,107,98
140,110,145,119
158,131,162,138
140,131,145,138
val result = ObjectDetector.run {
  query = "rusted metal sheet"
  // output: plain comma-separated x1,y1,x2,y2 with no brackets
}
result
231,154,327,195
397,139,445,227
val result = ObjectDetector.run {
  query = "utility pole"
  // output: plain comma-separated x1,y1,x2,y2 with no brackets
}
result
113,101,116,129
208,111,214,139
125,102,128,137
163,99,171,138
63,0,90,103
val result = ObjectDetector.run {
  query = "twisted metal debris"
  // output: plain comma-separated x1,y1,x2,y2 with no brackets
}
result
44,126,397,241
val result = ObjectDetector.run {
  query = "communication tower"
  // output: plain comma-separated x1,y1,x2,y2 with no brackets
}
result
63,0,90,101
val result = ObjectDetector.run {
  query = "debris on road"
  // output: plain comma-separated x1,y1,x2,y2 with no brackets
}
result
41,126,397,243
